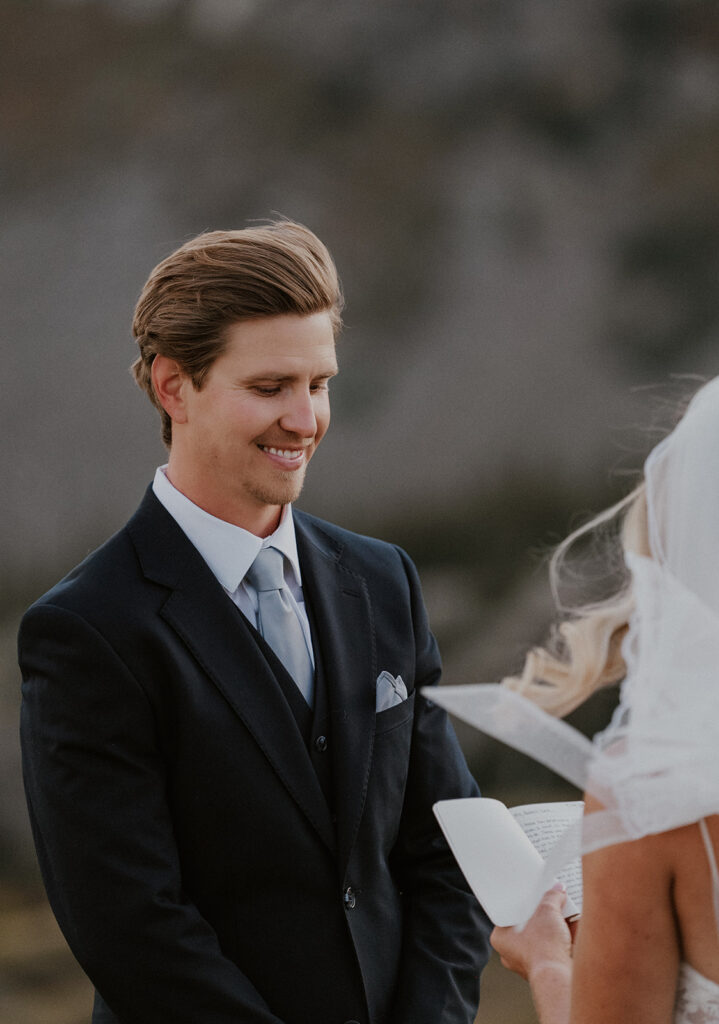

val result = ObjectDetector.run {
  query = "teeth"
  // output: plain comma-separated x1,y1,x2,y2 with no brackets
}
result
264,446,303,459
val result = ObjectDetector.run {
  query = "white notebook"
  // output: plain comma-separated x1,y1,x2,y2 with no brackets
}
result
433,797,583,926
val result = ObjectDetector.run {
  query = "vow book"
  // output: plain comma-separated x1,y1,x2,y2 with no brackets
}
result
433,797,583,926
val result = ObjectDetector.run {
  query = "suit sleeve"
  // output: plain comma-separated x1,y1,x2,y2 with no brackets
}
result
388,548,493,1024
19,603,286,1024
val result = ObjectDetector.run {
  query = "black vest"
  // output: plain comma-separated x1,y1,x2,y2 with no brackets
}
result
237,598,334,814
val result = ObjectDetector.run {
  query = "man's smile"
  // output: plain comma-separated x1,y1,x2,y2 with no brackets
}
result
257,444,308,468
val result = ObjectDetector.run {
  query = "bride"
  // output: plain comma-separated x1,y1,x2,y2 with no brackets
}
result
486,377,719,1022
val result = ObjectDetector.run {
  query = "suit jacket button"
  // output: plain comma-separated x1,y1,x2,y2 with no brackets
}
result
314,734,328,752
343,885,356,910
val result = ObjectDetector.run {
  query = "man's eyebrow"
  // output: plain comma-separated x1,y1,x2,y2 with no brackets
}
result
243,373,293,382
242,367,339,383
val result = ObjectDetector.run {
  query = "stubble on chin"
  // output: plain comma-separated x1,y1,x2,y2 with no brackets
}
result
247,468,307,510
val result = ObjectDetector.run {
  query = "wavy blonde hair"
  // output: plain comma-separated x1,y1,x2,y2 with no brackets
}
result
502,484,650,717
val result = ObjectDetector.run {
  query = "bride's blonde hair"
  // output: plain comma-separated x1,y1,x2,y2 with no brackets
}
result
502,483,650,717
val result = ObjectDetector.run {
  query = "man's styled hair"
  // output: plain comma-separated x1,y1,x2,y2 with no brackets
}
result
131,220,344,447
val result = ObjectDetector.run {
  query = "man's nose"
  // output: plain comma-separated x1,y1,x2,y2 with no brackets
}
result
279,389,318,436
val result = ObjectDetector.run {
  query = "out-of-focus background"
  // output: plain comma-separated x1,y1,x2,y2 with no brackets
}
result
2,0,718,1020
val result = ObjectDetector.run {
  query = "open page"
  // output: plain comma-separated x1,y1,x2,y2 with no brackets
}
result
509,801,583,912
433,797,583,926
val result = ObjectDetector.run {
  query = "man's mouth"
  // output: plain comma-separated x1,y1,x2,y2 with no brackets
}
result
258,445,306,463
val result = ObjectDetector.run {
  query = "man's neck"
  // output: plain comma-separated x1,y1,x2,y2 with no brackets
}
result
163,465,282,537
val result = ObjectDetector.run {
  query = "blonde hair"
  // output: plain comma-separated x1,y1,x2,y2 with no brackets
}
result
503,484,650,717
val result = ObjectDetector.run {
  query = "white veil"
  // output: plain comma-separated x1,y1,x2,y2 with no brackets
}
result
425,376,719,923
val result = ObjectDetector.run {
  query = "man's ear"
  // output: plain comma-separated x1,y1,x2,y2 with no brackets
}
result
151,356,189,424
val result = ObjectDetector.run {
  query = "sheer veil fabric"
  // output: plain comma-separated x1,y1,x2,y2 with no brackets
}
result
425,377,719,926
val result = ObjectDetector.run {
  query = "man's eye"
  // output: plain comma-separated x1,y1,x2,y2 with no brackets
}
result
254,386,281,396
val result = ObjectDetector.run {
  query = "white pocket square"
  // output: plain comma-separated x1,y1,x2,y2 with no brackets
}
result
376,671,408,712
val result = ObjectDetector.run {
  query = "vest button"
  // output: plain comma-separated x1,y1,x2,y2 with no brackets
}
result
314,734,328,752
343,885,356,910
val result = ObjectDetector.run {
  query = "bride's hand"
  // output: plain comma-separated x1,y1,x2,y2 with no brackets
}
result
490,884,573,982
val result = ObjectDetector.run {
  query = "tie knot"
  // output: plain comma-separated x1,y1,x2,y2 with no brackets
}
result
245,546,286,592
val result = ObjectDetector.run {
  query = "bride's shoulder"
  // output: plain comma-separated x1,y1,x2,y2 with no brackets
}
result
581,792,674,894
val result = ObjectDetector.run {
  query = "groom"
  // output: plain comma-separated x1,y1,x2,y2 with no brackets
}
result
19,221,490,1024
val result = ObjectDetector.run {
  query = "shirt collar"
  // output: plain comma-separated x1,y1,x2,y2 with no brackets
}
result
152,466,302,594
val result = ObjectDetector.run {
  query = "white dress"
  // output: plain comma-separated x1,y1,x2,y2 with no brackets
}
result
674,964,719,1022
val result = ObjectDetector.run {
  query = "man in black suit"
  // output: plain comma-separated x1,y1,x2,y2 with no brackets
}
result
19,221,491,1024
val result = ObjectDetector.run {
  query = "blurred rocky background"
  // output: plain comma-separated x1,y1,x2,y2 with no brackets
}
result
1,0,719,1020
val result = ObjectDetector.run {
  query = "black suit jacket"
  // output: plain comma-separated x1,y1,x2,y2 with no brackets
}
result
19,489,490,1024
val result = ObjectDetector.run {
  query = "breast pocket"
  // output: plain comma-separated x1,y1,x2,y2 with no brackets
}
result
374,690,415,736
367,691,416,844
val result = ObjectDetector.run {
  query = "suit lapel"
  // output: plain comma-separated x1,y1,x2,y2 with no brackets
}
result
127,490,336,854
295,513,377,872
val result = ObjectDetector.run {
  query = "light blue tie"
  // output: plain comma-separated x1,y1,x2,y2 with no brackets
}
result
245,547,314,707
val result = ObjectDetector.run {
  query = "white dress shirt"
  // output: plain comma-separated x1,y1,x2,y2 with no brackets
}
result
152,467,315,667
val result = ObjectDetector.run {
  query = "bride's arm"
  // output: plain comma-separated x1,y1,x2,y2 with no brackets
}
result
571,825,680,1024
491,886,572,1024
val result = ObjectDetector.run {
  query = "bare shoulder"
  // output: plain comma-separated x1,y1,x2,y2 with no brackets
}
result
582,797,719,888
582,792,673,891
